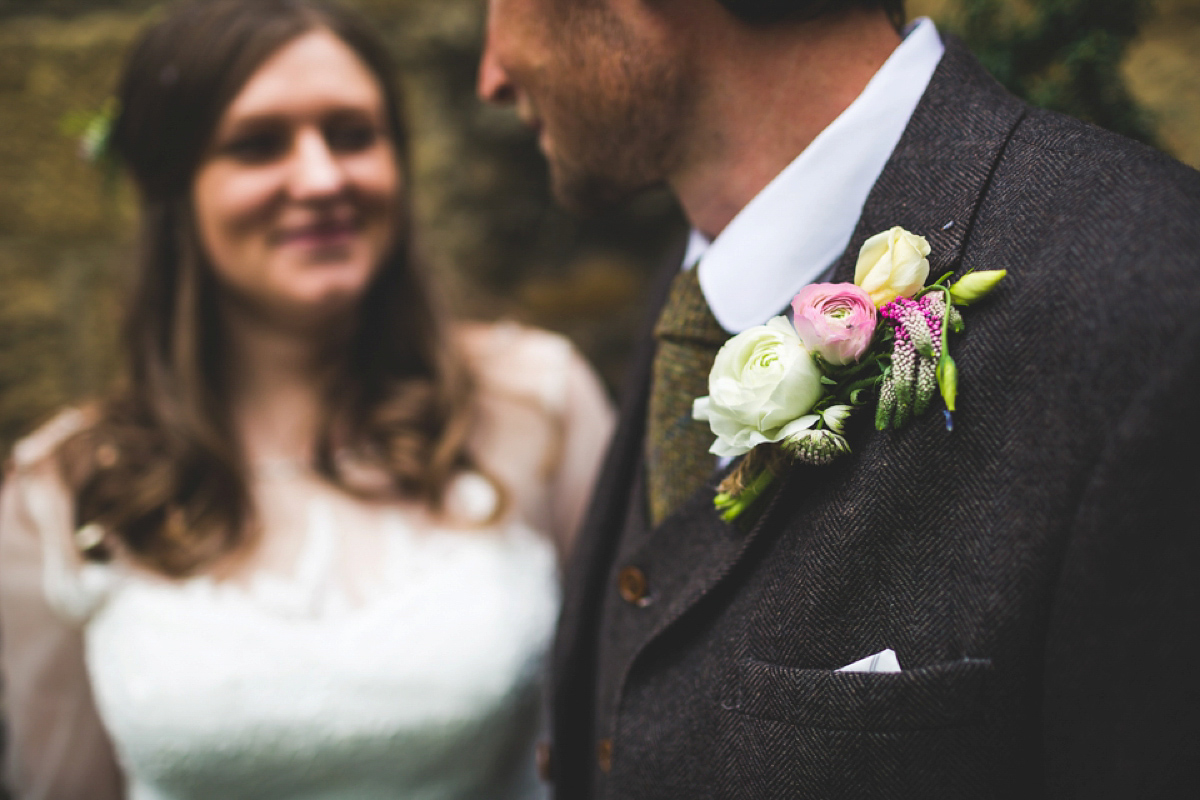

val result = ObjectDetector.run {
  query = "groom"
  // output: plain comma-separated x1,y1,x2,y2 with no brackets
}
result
479,0,1200,797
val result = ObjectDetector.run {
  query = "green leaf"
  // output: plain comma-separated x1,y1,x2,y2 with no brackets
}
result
893,375,913,429
875,380,895,430
914,357,936,416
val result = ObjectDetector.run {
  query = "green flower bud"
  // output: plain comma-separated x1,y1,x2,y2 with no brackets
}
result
875,374,896,430
947,304,965,333
936,352,958,412
914,356,937,416
908,313,935,358
893,370,914,429
948,270,1006,306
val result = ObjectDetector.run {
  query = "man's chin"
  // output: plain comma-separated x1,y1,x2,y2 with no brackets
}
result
549,165,649,217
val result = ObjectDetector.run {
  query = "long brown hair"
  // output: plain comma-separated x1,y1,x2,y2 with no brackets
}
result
63,0,479,576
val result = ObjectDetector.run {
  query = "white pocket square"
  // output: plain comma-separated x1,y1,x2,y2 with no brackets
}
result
836,648,901,673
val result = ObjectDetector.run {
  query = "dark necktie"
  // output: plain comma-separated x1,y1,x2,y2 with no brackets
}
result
645,267,729,526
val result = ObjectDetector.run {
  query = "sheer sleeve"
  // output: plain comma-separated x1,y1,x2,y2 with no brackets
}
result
544,342,615,558
461,323,616,563
0,417,124,800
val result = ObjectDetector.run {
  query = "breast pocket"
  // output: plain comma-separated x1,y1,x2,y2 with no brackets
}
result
717,658,999,800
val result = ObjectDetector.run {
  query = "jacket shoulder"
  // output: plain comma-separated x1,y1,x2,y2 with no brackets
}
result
1005,107,1200,217
459,320,582,416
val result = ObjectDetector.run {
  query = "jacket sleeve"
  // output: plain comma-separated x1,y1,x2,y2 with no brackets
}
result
1043,318,1200,797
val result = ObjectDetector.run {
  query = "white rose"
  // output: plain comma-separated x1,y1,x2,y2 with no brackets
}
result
854,226,931,307
693,317,824,458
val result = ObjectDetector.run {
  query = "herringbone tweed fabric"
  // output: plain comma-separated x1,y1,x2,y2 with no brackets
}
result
646,268,728,526
548,34,1200,800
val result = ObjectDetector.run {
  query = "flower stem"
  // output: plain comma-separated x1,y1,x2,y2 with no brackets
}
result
718,467,777,522
925,285,958,416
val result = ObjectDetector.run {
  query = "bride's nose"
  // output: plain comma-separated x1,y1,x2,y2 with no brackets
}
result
287,128,347,200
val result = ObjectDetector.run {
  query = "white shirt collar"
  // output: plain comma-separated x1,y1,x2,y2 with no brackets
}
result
687,18,944,332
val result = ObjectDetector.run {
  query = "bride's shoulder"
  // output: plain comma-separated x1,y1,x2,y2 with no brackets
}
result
2,408,118,626
456,320,584,413
3,407,92,537
457,319,575,367
7,407,93,478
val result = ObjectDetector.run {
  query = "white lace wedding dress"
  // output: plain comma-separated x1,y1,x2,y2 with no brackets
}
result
0,324,614,800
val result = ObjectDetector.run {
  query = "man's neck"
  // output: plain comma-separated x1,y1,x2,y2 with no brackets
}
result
669,8,902,239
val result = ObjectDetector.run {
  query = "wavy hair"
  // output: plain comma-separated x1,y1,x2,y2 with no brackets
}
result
62,0,481,576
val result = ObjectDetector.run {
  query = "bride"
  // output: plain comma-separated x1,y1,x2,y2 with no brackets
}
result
0,1,613,797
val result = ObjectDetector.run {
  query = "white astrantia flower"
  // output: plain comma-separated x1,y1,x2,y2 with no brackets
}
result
781,427,851,465
693,316,824,458
821,404,854,434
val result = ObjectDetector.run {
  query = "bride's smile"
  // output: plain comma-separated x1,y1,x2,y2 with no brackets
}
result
192,29,400,329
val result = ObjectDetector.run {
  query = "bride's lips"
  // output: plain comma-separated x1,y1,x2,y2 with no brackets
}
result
275,218,361,249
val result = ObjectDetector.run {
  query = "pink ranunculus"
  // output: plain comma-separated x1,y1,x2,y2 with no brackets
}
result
790,283,877,365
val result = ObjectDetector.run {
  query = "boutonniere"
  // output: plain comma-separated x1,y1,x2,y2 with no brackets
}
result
693,226,1005,522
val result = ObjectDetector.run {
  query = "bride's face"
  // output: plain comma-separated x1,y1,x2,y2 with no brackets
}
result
192,29,400,330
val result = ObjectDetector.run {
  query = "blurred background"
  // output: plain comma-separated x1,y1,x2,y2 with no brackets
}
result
1,0,1199,461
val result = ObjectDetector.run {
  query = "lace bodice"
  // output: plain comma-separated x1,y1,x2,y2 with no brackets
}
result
0,324,614,800
89,488,557,800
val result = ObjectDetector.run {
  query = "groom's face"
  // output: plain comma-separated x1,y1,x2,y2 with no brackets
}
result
478,0,692,213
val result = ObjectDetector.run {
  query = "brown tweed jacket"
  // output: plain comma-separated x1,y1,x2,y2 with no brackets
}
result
548,34,1200,800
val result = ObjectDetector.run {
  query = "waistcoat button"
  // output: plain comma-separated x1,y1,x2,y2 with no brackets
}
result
596,738,613,773
617,566,649,605
536,741,553,781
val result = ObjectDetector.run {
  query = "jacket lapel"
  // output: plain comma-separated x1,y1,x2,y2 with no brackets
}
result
549,241,682,732
828,34,1028,284
592,34,1029,703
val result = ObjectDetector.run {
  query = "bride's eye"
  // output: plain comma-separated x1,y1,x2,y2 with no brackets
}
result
223,130,288,164
324,119,380,153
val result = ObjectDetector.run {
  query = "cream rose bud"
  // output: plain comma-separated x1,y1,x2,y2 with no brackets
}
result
854,226,931,307
693,317,824,458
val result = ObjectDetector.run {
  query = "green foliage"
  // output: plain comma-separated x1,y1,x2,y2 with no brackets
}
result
946,0,1159,145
